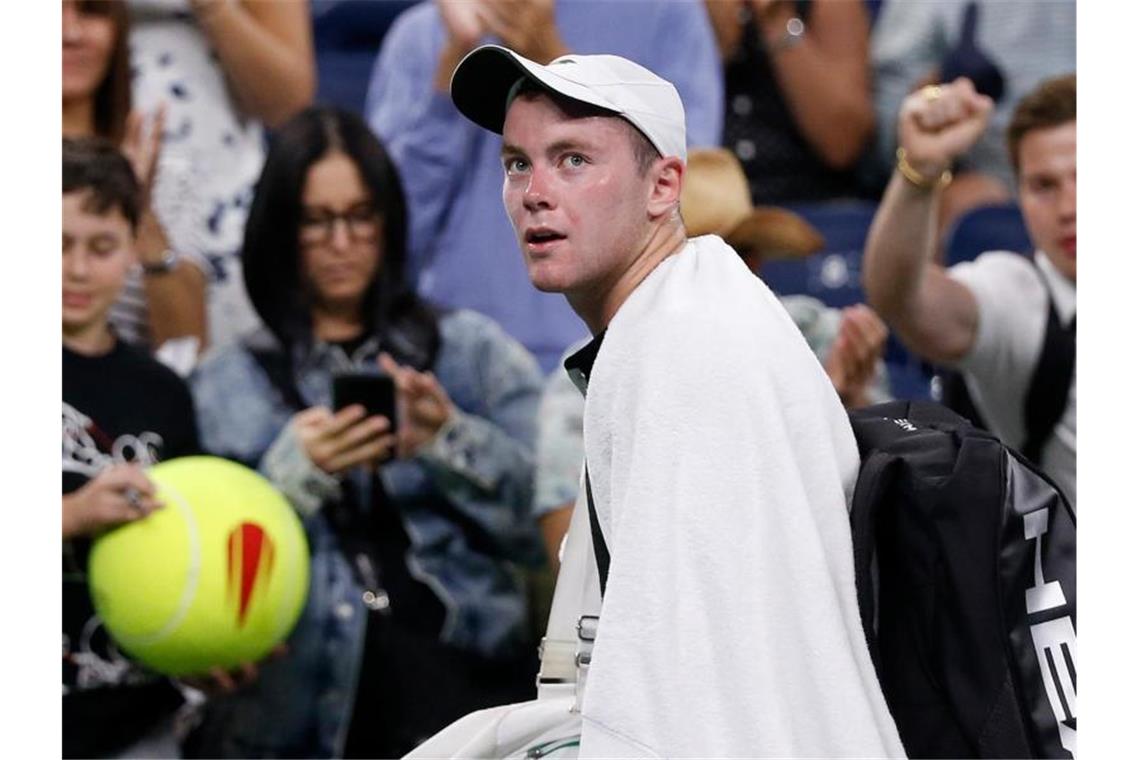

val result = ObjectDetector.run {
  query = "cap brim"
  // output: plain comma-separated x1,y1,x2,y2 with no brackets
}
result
450,45,621,135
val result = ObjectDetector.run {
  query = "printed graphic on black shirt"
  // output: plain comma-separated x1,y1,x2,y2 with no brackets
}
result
61,342,200,756
62,400,168,696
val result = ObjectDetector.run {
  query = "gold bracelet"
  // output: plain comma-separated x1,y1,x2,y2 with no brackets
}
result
896,148,952,190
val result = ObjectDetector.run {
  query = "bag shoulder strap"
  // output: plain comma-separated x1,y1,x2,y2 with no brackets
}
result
583,465,611,598
1022,268,1075,464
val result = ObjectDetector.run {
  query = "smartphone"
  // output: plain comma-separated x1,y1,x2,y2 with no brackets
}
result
331,372,398,427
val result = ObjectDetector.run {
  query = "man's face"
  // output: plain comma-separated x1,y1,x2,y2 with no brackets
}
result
501,93,653,297
62,191,135,338
1017,120,1076,281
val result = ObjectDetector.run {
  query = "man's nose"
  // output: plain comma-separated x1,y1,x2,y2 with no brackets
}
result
1059,176,1076,220
523,169,553,212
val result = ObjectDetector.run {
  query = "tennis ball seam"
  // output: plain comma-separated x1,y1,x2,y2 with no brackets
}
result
111,483,201,648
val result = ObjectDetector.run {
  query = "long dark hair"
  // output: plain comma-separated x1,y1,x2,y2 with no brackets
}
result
242,106,439,369
74,1,132,144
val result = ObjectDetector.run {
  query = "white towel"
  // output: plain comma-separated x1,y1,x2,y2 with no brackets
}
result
577,235,905,758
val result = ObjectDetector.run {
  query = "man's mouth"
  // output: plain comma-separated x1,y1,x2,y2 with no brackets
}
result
525,228,567,252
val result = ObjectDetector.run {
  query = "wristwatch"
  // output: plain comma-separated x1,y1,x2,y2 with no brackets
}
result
770,16,806,53
142,249,180,276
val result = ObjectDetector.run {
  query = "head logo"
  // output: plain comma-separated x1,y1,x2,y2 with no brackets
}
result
226,522,275,628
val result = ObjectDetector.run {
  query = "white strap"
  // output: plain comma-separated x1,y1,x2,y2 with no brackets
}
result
537,469,602,698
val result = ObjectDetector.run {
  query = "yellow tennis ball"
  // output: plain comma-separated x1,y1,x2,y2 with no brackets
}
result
88,456,310,677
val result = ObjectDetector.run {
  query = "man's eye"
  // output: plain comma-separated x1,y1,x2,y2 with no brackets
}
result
565,154,585,168
505,158,528,173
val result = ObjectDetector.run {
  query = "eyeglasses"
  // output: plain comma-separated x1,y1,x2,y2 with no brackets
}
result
299,203,382,247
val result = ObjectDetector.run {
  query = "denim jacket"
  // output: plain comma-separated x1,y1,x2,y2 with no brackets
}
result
189,308,546,756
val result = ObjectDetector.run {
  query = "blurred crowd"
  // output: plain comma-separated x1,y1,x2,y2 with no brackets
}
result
60,1,1076,757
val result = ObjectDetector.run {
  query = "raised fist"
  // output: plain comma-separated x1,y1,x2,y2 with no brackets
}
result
897,77,994,178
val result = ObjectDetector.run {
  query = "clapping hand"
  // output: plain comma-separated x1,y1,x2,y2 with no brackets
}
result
479,0,567,63
824,304,888,410
437,0,488,50
120,104,166,210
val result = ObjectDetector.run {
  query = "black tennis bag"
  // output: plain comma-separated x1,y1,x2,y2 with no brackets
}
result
848,400,1076,758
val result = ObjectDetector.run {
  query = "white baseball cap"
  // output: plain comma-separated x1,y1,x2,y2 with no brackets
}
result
450,45,687,163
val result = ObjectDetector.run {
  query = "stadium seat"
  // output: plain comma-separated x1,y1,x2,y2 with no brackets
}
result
311,0,418,115
942,202,1033,267
761,200,879,309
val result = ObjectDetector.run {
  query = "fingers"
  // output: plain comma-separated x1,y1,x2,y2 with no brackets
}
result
97,463,149,491
323,433,398,473
233,661,258,690
378,352,414,394
208,666,237,694
293,405,333,431
381,353,449,408
122,110,142,156
842,305,888,358
325,416,392,459
150,103,168,143
302,404,397,473
140,105,167,189
323,404,371,438
837,306,885,385
97,465,163,514
906,77,992,133
913,87,969,132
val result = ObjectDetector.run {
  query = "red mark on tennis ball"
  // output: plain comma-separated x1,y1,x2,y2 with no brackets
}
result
226,522,276,628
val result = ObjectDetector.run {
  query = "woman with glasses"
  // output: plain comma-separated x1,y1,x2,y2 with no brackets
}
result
187,107,546,759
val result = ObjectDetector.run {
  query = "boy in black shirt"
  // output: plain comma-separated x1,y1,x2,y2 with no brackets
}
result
61,137,201,757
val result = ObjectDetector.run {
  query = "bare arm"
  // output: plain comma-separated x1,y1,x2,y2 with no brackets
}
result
863,78,994,364
136,211,209,350
191,0,315,128
538,503,573,572
863,174,978,363
751,0,874,169
122,109,208,350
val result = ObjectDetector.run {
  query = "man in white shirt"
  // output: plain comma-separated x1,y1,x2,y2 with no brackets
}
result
450,46,904,757
863,74,1076,506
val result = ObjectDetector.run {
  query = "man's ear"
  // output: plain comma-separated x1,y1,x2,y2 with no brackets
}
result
646,157,684,219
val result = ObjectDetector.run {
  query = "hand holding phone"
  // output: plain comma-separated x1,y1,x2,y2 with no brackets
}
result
287,373,400,473
291,404,396,474
378,353,456,458
332,372,397,426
